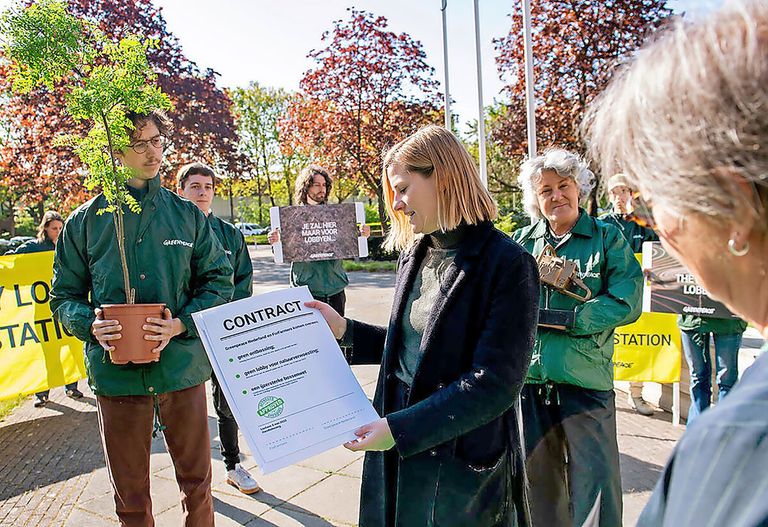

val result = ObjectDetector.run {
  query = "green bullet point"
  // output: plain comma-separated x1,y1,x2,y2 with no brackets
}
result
235,374,240,379
242,390,247,395
229,358,234,363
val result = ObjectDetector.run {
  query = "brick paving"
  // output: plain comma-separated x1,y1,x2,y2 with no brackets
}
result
0,246,690,526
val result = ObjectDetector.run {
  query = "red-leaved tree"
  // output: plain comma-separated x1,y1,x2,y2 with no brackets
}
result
0,0,246,228
493,0,672,168
280,9,442,225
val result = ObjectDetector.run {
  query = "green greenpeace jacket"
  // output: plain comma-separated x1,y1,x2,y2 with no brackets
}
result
290,259,349,297
678,315,748,335
12,238,54,254
50,175,234,396
512,210,643,390
599,212,658,253
208,214,253,301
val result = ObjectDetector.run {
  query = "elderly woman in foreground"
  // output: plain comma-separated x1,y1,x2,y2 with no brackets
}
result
583,0,768,525
512,148,643,527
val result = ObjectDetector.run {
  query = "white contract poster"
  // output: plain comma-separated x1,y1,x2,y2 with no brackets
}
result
192,286,379,474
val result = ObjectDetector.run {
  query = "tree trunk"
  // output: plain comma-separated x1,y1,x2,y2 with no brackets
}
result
35,201,45,224
229,182,235,222
587,185,599,216
285,174,293,206
375,183,388,234
256,171,264,224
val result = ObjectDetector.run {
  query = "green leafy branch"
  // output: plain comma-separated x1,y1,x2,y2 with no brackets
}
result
2,0,173,303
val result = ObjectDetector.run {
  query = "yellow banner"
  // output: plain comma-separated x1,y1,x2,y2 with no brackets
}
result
0,252,85,400
613,312,682,382
613,252,681,383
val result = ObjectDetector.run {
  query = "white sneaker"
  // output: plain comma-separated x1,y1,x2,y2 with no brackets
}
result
227,464,261,494
629,395,654,416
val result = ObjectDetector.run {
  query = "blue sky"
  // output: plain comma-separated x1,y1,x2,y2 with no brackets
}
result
1,0,723,130
152,0,723,131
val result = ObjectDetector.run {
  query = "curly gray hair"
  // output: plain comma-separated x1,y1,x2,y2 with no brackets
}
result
518,148,595,220
583,0,768,229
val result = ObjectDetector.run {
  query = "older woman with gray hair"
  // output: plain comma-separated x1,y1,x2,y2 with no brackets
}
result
512,148,642,527
584,0,768,525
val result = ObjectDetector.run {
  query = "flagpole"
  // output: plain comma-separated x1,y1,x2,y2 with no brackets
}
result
521,0,537,158
441,0,451,130
473,0,488,187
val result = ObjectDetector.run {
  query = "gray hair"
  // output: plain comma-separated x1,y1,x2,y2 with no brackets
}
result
583,0,768,229
518,148,596,220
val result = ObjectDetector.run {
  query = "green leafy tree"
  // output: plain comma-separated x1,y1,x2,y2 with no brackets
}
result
2,0,171,303
230,83,306,222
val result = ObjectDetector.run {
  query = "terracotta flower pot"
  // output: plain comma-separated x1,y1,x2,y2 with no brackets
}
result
101,303,166,365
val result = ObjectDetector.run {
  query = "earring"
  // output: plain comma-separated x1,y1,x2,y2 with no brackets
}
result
728,238,749,256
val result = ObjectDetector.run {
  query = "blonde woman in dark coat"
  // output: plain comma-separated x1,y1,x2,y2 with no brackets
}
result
310,125,539,527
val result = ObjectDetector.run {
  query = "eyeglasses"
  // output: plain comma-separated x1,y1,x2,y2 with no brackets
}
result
128,135,167,154
624,192,656,230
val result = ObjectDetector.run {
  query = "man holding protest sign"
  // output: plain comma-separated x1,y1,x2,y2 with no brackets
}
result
51,111,233,526
268,165,370,315
176,161,260,495
600,173,659,416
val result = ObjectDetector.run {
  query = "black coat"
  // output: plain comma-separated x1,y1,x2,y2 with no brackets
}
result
347,222,539,527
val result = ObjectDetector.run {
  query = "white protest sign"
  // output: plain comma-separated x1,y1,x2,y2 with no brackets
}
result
192,286,379,474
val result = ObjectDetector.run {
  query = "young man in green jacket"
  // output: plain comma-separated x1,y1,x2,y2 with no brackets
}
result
50,111,234,526
176,162,260,495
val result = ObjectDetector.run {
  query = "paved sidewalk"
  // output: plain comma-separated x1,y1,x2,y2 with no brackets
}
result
0,245,686,526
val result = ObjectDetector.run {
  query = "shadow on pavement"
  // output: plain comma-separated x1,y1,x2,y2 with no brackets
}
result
214,492,336,526
615,405,684,425
620,452,665,494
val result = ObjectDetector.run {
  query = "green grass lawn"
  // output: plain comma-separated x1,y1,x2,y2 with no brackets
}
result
343,260,396,273
244,234,269,245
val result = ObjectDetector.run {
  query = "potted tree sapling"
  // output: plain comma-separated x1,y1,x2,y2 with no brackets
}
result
2,0,173,363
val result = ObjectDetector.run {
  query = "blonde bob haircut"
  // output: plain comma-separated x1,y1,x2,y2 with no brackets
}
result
382,125,497,252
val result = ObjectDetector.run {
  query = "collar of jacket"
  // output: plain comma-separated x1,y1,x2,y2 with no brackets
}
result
528,208,595,239
146,174,162,200
399,221,495,265
127,174,162,203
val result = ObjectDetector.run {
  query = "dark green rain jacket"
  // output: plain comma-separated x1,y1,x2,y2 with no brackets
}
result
599,212,659,253
513,210,643,390
13,238,54,254
50,175,233,396
207,214,253,301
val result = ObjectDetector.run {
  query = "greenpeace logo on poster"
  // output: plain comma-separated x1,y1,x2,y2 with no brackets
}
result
163,239,193,248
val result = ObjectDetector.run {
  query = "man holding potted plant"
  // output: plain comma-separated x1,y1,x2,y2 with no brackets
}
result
176,161,261,495
51,111,234,526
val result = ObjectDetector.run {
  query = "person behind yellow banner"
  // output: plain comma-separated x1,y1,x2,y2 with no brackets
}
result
584,1,768,524
600,174,660,416
11,211,83,407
